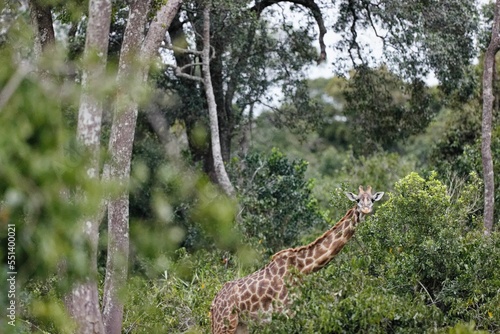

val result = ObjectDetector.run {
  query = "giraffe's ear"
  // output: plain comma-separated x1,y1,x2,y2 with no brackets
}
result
345,192,358,201
372,192,384,201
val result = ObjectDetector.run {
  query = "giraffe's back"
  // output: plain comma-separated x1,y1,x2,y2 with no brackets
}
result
211,256,292,333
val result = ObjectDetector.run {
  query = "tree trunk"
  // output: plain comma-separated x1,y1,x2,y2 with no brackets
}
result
28,0,55,82
102,1,150,333
201,5,235,197
210,36,232,163
66,1,112,333
28,0,55,60
64,283,105,334
482,0,500,235
169,16,217,178
102,1,182,333
77,0,112,171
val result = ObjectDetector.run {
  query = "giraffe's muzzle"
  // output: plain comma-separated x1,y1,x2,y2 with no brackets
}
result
361,207,372,214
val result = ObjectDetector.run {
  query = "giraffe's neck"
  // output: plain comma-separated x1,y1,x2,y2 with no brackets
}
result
273,207,360,274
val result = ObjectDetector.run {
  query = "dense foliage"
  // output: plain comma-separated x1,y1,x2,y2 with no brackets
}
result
344,66,441,153
121,173,500,333
1,0,499,333
231,149,326,254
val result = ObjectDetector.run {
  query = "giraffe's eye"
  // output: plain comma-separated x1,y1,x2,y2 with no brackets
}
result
356,199,361,203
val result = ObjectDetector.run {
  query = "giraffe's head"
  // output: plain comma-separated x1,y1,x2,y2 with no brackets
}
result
345,185,384,215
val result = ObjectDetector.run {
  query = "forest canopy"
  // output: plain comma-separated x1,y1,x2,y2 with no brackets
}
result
0,0,498,333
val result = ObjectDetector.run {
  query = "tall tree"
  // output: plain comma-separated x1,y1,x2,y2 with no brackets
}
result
29,0,183,333
103,2,182,333
164,0,327,181
28,0,55,60
64,0,112,332
201,3,235,196
482,0,500,235
343,66,440,153
160,0,478,185
168,2,235,196
101,1,152,332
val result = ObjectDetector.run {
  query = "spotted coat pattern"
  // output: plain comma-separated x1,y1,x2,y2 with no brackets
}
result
210,186,384,334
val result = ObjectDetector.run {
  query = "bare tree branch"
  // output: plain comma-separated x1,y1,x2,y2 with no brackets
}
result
0,62,31,111
176,69,204,82
347,0,364,66
364,3,386,41
165,63,204,82
165,44,204,56
251,0,327,63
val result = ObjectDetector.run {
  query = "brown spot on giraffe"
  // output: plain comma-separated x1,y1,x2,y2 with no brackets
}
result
210,186,384,334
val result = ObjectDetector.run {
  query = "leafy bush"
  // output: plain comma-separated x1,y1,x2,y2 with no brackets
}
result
367,172,452,288
312,150,415,209
344,66,441,153
249,172,499,333
429,102,500,221
363,173,500,331
122,248,242,334
258,267,443,334
232,148,326,254
79,172,500,334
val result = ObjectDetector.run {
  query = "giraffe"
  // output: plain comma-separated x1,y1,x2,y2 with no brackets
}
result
210,186,384,334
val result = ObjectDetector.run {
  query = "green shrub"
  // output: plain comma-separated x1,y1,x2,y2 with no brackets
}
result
122,248,241,334
362,172,500,331
259,267,442,334
366,172,453,293
312,150,415,210
232,148,326,254
250,172,499,333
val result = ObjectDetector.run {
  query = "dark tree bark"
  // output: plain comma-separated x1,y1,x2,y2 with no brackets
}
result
28,0,55,82
28,0,55,60
481,0,500,235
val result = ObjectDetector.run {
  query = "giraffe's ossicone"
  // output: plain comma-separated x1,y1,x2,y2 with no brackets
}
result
211,186,384,334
